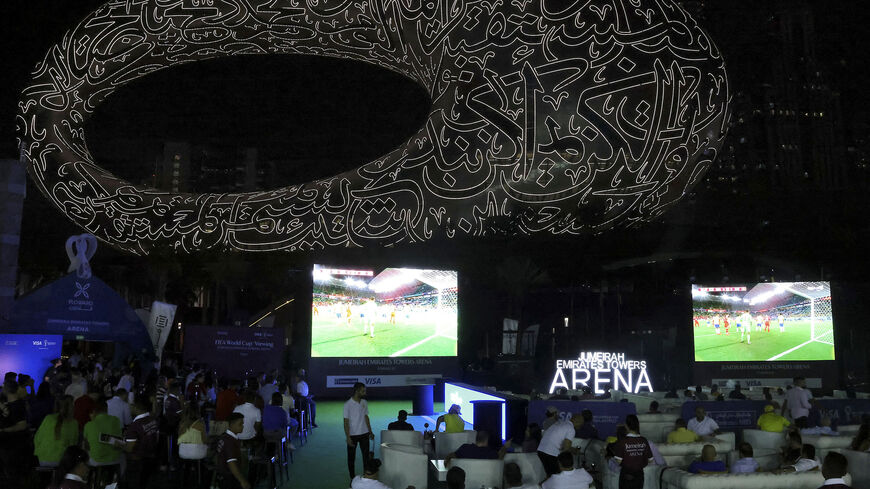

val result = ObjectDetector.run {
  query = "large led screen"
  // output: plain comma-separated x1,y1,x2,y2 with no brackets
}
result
692,282,835,362
311,265,458,358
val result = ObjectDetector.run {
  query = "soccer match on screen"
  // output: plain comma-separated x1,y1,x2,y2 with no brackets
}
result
692,282,835,362
311,265,458,358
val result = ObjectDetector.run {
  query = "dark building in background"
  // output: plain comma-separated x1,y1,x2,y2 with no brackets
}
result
157,142,274,193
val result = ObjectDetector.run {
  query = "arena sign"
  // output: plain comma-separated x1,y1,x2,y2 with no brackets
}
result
549,351,653,394
18,0,729,254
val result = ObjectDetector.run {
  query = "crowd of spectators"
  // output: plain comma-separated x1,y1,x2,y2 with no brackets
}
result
0,351,317,489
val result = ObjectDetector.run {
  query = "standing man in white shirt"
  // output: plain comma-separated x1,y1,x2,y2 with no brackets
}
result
344,382,374,482
783,377,813,427
107,388,132,427
116,369,134,393
537,413,584,476
687,407,720,437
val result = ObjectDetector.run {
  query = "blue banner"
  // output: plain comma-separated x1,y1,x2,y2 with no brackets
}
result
0,334,62,393
815,399,870,426
529,400,637,439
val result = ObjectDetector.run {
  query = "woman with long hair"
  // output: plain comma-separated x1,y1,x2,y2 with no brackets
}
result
34,395,79,466
48,445,90,488
177,401,206,445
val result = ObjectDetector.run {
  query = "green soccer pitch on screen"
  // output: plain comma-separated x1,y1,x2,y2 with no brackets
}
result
691,282,835,362
310,265,458,358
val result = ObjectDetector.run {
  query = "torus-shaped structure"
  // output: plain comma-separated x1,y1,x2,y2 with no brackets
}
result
18,0,730,254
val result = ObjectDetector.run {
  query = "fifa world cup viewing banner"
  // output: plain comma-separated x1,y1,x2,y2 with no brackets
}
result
528,400,637,440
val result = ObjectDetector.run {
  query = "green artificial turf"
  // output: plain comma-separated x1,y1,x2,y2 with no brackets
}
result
284,400,444,489
693,320,835,362
311,316,457,357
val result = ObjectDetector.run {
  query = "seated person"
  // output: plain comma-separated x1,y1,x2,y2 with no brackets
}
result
82,401,122,466
663,388,679,399
351,458,392,489
541,451,593,489
647,401,660,414
801,417,839,436
728,384,747,400
262,392,298,446
50,445,91,489
777,443,819,473
757,404,791,432
436,404,466,433
667,418,699,444
849,423,870,451
683,389,696,400
387,410,414,431
687,407,720,437
504,462,539,489
730,442,759,474
447,466,465,489
818,452,851,489
694,385,709,401
687,444,726,474
446,430,509,465
521,423,542,453
574,410,598,440
214,413,251,489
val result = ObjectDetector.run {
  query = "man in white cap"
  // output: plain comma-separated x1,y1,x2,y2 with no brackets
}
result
542,406,559,430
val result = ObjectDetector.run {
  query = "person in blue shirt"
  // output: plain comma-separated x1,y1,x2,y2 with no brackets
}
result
261,392,299,442
688,445,726,474
445,431,510,465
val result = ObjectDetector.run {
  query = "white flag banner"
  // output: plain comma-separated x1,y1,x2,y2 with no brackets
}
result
146,301,177,365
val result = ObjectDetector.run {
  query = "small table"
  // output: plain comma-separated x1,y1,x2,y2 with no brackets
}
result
429,459,448,481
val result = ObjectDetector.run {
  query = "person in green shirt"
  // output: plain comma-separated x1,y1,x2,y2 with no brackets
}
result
34,395,79,465
83,400,122,464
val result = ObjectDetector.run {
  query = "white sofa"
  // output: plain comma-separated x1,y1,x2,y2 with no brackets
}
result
743,429,786,451
583,439,607,475
656,439,731,469
448,458,504,489
504,452,547,486
841,449,870,488
602,464,664,489
380,443,427,489
801,434,851,460
381,429,423,450
660,468,849,489
725,448,780,471
638,414,680,443
435,430,476,459
836,424,860,437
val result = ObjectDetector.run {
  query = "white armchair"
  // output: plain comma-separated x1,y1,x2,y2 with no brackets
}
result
504,452,547,486
742,429,786,451
435,431,476,459
656,440,730,469
801,434,852,460
638,414,680,443
660,468,849,489
380,442,427,489
448,458,504,489
725,448,780,471
381,430,423,450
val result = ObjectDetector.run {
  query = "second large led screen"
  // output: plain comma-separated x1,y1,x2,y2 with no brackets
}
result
692,282,835,362
312,265,458,358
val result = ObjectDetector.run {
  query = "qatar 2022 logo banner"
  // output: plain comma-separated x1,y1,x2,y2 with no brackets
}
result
18,0,730,254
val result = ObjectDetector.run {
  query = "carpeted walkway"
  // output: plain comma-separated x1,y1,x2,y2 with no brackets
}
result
283,400,445,488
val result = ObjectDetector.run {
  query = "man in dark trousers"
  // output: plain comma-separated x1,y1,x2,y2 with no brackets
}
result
123,396,160,489
344,382,374,482
215,413,251,489
610,414,654,489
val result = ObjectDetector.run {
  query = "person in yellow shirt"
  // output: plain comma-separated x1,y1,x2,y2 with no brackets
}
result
757,404,791,432
435,404,466,433
667,418,700,443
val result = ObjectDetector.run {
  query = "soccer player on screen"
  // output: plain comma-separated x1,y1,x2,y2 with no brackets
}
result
764,316,771,332
346,305,353,327
693,317,699,328
740,311,751,344
778,313,785,332
723,315,730,335
713,314,721,335
390,309,396,325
